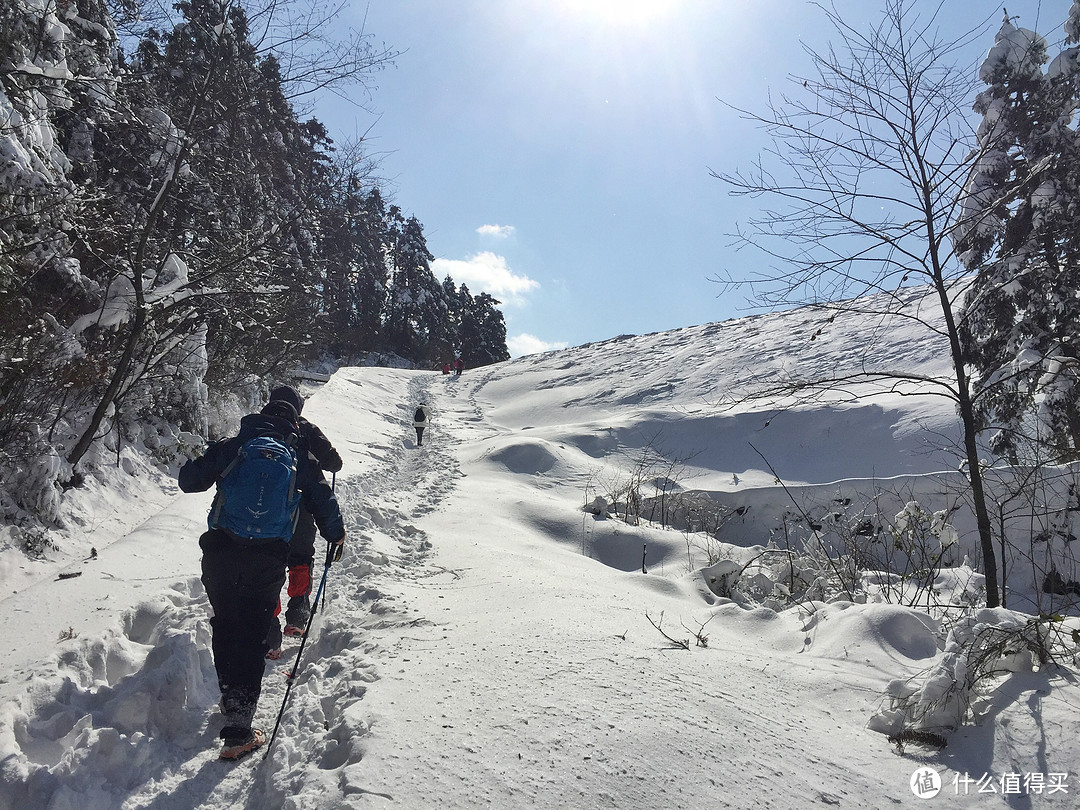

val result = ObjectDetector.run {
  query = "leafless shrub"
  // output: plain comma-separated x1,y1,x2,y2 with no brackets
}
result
645,611,690,650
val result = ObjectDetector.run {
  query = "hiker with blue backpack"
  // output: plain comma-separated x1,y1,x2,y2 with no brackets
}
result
179,398,345,761
265,386,343,648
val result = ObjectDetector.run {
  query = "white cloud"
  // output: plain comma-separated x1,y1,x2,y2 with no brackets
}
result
476,224,516,239
433,252,539,306
507,333,567,358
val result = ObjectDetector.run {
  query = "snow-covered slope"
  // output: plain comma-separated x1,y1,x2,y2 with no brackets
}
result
1,295,1078,809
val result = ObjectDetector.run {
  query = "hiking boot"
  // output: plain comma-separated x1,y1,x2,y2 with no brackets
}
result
283,595,311,636
265,646,283,660
219,728,265,761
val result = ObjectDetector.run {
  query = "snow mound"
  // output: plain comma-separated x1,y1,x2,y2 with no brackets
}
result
803,602,940,664
480,439,561,475
0,580,217,809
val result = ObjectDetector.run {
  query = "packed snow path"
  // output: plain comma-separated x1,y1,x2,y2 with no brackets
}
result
1,363,1077,809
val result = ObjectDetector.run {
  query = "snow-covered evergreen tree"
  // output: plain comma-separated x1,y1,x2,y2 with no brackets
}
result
350,187,392,350
0,0,505,530
317,177,393,357
384,213,447,363
467,291,510,366
456,285,508,367
0,0,122,509
955,7,1080,460
441,274,461,362
455,283,478,360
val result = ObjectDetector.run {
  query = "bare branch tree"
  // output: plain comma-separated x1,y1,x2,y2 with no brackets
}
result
711,0,1007,606
242,0,398,109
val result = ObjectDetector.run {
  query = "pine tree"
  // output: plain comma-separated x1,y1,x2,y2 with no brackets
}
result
955,8,1080,460
384,213,448,363
455,284,479,360
474,292,510,366
460,290,509,367
317,177,391,358
352,187,392,349
442,274,461,362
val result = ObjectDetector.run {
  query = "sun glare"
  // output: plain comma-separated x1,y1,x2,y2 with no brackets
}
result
555,0,680,28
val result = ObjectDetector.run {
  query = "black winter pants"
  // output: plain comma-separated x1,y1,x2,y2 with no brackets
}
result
200,529,287,741
287,507,317,570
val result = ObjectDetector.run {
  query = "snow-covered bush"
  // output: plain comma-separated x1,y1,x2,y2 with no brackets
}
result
0,429,71,526
727,542,853,609
702,558,742,598
695,491,990,622
856,500,961,609
14,525,58,559
869,608,1079,741
591,436,705,529
980,458,1080,613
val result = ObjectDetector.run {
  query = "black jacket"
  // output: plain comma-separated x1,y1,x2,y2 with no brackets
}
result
179,413,345,542
298,416,342,473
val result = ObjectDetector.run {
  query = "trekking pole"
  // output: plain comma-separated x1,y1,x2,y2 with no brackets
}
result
319,472,337,616
264,538,337,760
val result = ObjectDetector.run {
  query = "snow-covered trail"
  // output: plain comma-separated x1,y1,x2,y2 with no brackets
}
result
118,368,472,809
1,364,1072,809
340,369,926,809
0,368,456,809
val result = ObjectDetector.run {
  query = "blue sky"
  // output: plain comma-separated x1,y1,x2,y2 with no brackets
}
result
314,0,1067,357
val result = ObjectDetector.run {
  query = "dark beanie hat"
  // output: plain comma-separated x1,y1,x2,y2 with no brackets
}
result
269,385,304,415
261,399,298,425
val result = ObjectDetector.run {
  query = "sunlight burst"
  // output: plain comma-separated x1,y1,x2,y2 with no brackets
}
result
555,0,680,27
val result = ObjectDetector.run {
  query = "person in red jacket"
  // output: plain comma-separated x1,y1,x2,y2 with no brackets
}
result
266,386,343,640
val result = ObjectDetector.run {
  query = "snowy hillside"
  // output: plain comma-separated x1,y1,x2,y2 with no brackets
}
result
1,293,1078,809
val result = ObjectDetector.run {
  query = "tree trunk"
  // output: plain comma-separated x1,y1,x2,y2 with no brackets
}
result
65,295,146,469
959,386,1001,607
932,274,1000,607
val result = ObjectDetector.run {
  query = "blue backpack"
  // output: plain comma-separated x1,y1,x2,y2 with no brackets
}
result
210,434,300,541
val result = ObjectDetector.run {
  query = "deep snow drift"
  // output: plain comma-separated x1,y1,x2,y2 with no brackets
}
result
1,290,1078,809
